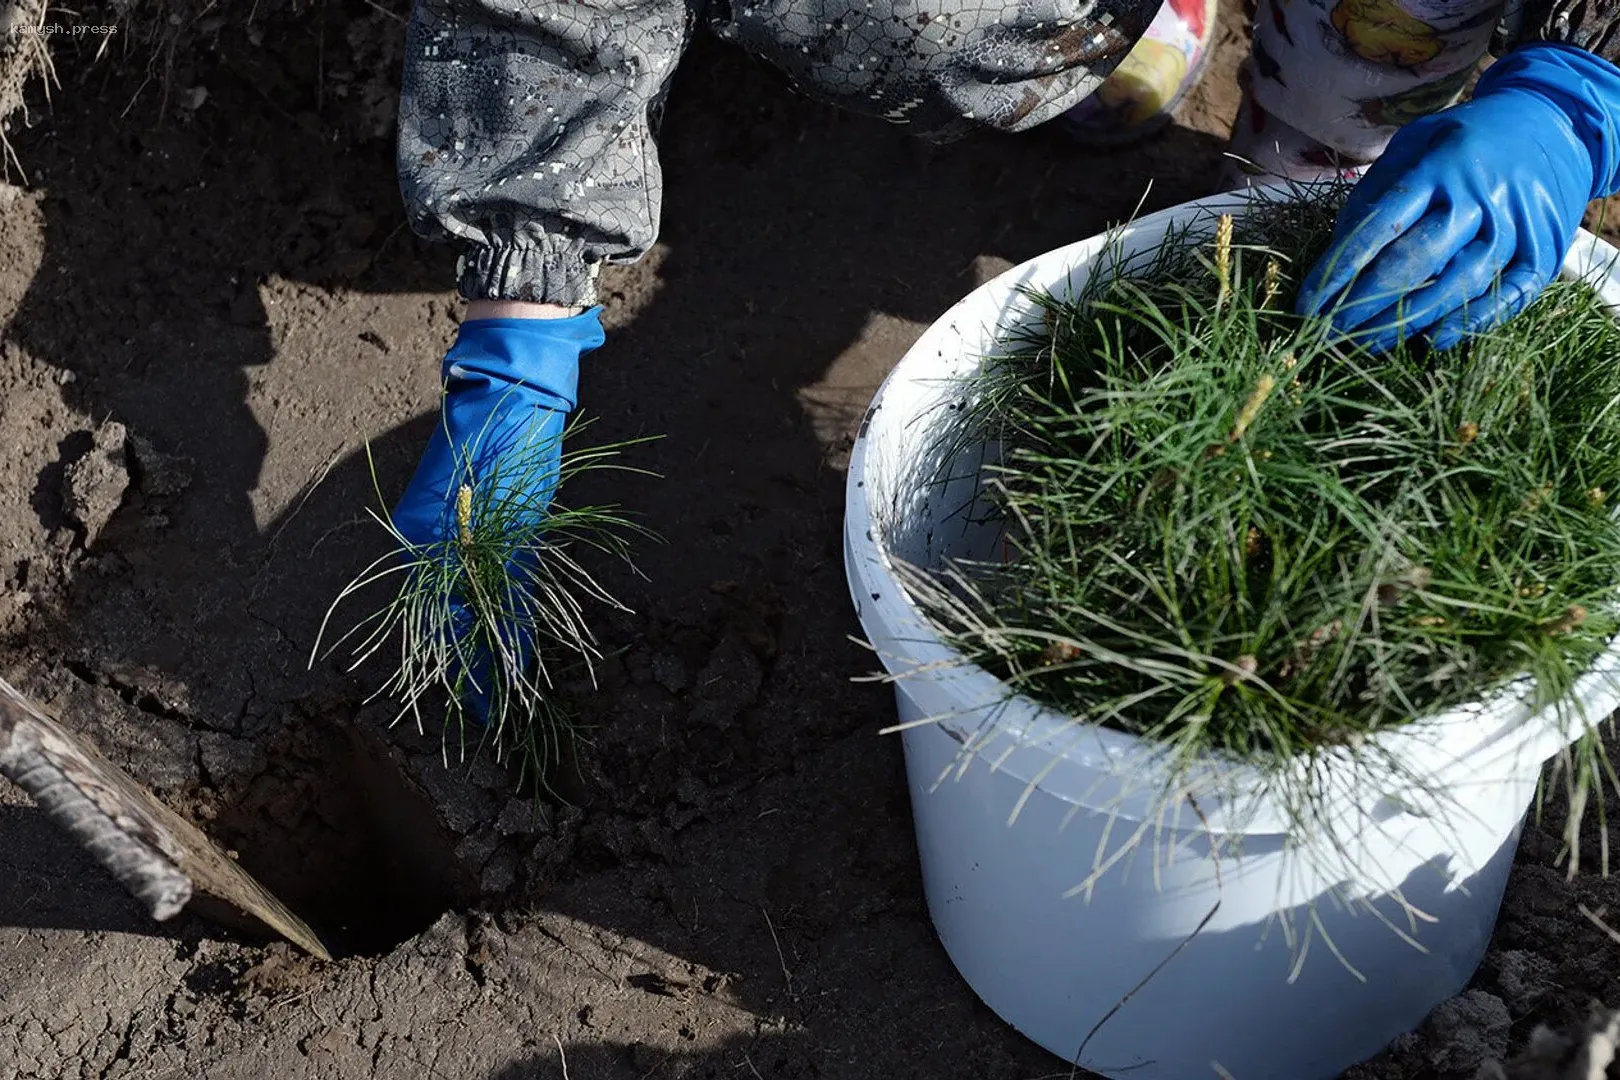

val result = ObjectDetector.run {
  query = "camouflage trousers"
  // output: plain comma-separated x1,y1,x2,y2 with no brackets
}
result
398,0,1161,306
399,0,1512,306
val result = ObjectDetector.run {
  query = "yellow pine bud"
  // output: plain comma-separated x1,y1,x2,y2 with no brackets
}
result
456,483,474,548
1232,374,1276,442
1261,258,1281,309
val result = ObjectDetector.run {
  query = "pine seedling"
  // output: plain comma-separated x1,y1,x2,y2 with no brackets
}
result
314,401,658,797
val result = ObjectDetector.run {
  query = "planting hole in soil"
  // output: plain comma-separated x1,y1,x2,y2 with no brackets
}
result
203,711,475,959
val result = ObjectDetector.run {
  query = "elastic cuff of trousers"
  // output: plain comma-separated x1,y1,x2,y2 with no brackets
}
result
455,243,603,308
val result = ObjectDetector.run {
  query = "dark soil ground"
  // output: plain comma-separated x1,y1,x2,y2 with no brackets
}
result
0,1,1617,1077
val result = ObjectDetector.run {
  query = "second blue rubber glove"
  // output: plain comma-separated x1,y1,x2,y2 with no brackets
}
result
392,309,606,724
1296,43,1620,352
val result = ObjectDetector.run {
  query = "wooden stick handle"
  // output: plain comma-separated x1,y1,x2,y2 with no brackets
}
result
0,676,331,960
2,731,194,919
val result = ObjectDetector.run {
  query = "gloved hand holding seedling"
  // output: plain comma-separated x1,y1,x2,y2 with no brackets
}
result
317,307,648,786
393,308,598,716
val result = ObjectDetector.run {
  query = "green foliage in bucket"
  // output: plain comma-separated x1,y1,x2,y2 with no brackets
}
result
312,415,656,797
902,187,1620,877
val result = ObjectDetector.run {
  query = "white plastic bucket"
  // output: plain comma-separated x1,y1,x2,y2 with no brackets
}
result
844,190,1620,1080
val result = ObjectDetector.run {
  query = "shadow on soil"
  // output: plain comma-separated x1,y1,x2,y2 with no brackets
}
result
475,841,1527,1080
0,803,155,935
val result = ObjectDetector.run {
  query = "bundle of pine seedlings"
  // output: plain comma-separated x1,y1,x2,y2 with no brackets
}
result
904,190,1620,873
314,417,654,795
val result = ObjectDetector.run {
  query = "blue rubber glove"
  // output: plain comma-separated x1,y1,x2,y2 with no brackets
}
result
1296,42,1620,352
392,309,606,723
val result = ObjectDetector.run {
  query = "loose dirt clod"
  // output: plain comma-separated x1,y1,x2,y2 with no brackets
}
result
1494,949,1556,1014
1426,990,1512,1075
127,433,192,498
60,420,129,547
